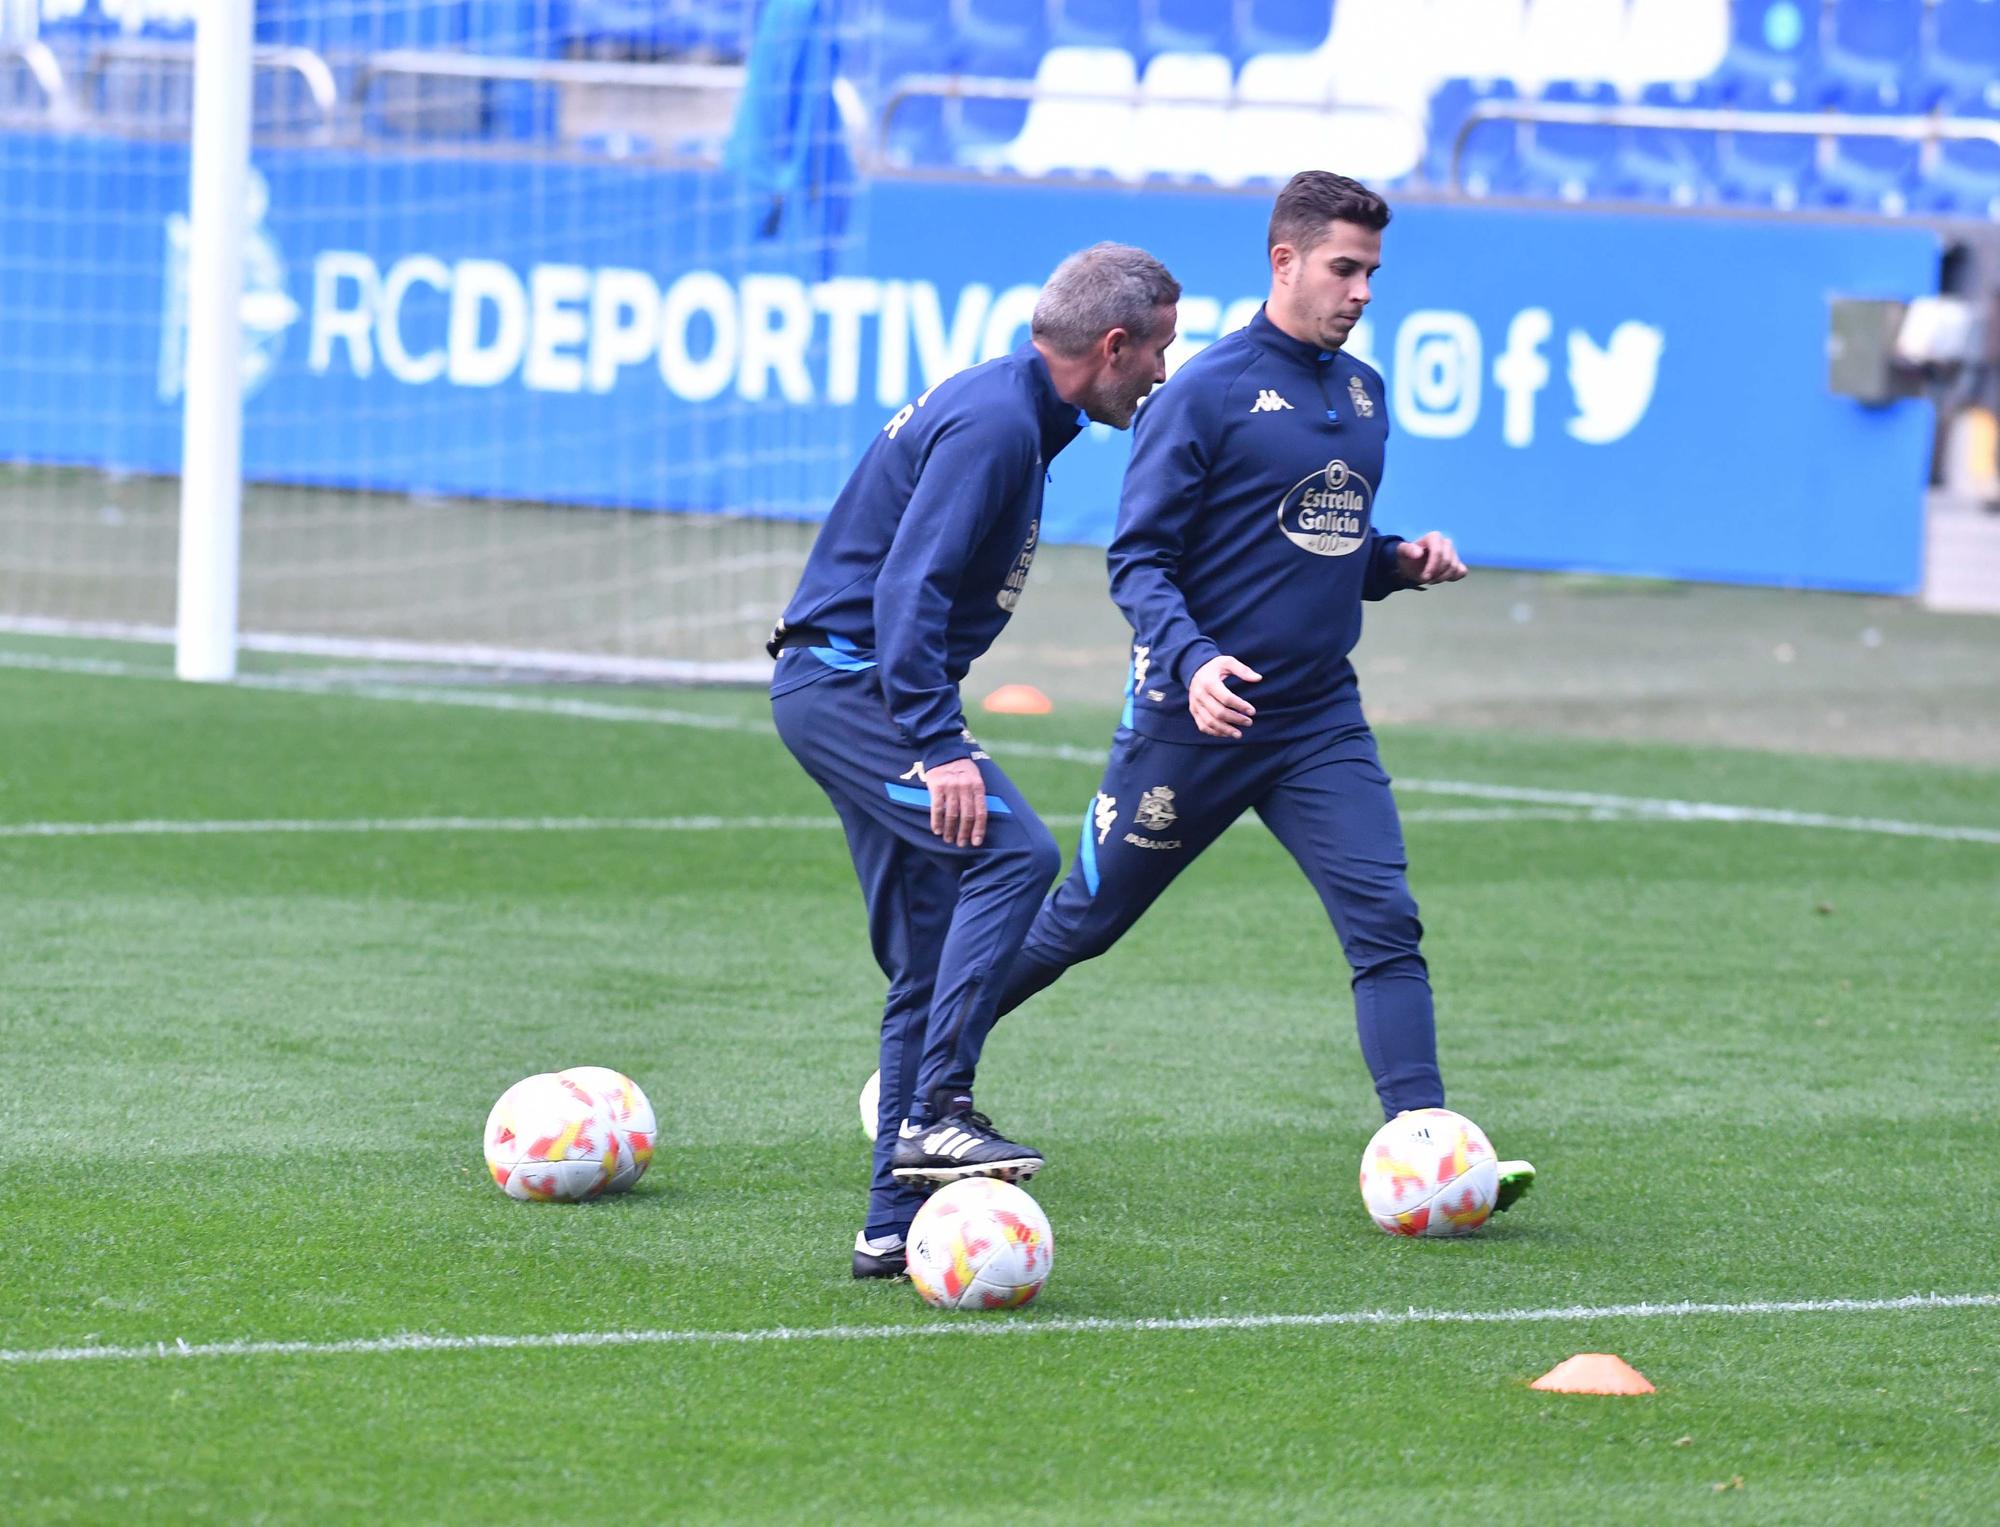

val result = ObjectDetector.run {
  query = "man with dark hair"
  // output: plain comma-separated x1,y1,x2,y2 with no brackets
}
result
769,243,1181,1279
985,173,1535,1210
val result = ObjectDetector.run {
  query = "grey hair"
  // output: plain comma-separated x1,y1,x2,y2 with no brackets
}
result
1030,242,1181,357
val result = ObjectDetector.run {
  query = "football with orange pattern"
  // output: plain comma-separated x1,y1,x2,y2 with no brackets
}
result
906,1177,1054,1310
1357,1107,1499,1237
483,1068,655,1202
554,1065,656,1194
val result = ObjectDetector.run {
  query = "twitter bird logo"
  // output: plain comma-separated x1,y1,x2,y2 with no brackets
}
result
1565,321,1664,444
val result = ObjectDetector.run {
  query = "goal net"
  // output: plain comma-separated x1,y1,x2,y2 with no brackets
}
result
0,0,872,680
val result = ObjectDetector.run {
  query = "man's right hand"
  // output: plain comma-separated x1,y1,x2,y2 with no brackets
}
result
1188,654,1263,739
925,756,989,847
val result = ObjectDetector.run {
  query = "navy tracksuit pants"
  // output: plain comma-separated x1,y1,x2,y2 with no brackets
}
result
988,722,1445,1120
771,657,1060,1238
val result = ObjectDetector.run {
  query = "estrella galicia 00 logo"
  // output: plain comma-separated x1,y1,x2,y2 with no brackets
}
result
1277,458,1371,557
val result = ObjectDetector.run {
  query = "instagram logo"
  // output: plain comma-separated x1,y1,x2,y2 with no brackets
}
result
1392,311,1482,439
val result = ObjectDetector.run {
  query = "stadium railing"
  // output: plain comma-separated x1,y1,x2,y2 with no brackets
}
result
0,36,76,124
10,26,1996,212
875,70,1421,183
79,35,337,139
1448,96,2000,203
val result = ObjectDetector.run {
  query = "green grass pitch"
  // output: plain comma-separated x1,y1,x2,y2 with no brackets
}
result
2,637,1997,1522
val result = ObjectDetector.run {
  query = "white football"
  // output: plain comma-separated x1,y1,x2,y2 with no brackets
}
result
907,1177,1054,1310
483,1068,654,1202
1358,1107,1498,1237
556,1065,656,1194
860,1068,880,1140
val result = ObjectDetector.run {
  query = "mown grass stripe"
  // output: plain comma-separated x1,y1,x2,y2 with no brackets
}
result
4,647,1996,847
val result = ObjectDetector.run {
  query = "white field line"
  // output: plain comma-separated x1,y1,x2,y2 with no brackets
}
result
0,807,1591,841
3,1292,1993,1368
4,648,1997,847
0,815,842,840
1400,778,2000,847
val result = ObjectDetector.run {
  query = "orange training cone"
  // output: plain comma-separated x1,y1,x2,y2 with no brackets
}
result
1530,1354,1656,1396
982,684,1052,715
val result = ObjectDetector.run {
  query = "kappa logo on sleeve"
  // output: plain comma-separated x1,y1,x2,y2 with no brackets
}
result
1250,389,1294,413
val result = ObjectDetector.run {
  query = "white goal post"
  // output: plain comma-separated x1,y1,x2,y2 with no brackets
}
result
176,0,251,682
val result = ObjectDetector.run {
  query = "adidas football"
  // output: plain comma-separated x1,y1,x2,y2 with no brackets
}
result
859,1068,880,1140
906,1177,1054,1310
1358,1107,1498,1237
483,1067,655,1202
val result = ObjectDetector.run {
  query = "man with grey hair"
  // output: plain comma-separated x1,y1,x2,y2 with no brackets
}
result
768,241,1180,1278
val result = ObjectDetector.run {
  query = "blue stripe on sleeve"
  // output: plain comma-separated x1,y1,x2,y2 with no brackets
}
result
809,631,877,672
883,782,1013,814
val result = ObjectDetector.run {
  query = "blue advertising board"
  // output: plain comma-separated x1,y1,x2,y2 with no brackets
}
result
0,133,1939,592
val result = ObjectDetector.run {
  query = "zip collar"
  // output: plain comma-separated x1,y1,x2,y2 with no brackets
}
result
1246,305,1342,369
1015,341,1090,457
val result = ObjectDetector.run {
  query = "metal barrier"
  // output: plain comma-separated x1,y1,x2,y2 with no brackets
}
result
1451,100,2000,191
0,38,73,125
353,49,868,159
355,49,747,97
85,38,339,139
876,72,1418,174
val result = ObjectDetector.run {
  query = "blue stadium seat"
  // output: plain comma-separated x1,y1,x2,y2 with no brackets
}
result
1144,0,1234,57
1052,0,1144,55
1813,98,1920,211
136,5,195,41
453,2,551,57
1422,77,1518,190
883,114,950,168
1713,96,1818,208
1716,0,1820,106
1236,0,1334,61
1819,0,1922,108
563,0,698,56
960,0,1050,55
1601,82,1724,205
1922,0,2000,110
687,0,750,58
1514,80,1619,202
1634,75,1724,110
1611,122,1721,206
951,42,1042,161
37,1,117,46
260,0,472,53
873,34,961,95
1916,104,2000,218
876,38,951,164
880,0,952,49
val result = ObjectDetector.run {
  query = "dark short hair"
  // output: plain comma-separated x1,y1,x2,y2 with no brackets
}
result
1267,171,1391,255
1031,243,1182,356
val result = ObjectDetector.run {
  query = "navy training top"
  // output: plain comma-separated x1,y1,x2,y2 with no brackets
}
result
1107,307,1410,747
768,343,1086,770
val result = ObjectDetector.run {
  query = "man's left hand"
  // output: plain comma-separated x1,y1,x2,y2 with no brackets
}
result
1396,532,1467,586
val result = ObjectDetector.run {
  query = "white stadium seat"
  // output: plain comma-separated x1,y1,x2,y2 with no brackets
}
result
1425,0,1529,84
1517,0,1628,89
1622,0,1730,88
1133,50,1236,181
993,46,1141,179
